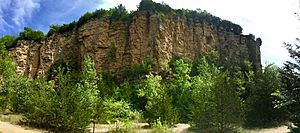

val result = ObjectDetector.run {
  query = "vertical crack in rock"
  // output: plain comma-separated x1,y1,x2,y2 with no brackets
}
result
10,11,262,78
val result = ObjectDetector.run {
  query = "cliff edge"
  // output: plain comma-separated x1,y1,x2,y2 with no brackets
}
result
10,1,262,78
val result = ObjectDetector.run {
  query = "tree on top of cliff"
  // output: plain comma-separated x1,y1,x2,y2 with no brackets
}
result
45,0,243,37
138,0,172,14
0,35,17,48
137,0,242,34
18,27,45,42
108,4,131,21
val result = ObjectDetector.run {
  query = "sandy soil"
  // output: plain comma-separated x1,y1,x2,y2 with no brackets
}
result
243,126,289,133
0,121,42,133
0,121,290,133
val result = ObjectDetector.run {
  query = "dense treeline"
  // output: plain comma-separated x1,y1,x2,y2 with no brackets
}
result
46,0,243,36
0,0,243,48
3,0,300,132
0,27,45,48
0,37,291,132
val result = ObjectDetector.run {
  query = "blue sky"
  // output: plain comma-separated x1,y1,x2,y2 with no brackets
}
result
0,0,299,66
0,0,103,35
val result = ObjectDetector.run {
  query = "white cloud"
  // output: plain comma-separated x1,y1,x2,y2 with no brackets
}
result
0,0,40,33
12,0,40,26
0,16,13,33
0,0,12,32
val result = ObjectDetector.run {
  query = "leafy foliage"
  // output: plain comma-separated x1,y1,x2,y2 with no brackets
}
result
45,0,242,36
169,59,192,122
245,64,287,127
0,46,17,111
24,57,98,132
190,57,243,132
138,0,172,14
275,41,300,132
0,40,287,133
138,0,242,34
138,74,178,125
108,4,131,21
47,21,77,36
18,27,45,42
77,9,107,27
101,98,140,122
0,35,17,48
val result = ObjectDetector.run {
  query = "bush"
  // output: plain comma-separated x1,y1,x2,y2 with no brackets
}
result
150,118,171,133
24,57,99,132
5,75,32,113
77,9,108,27
22,77,56,129
0,35,17,48
18,27,45,42
275,42,300,132
100,98,140,123
0,48,17,111
138,0,172,14
168,59,192,123
138,74,178,126
190,57,242,132
109,4,131,21
244,64,287,127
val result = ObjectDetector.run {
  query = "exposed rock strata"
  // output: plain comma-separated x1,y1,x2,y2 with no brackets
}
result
11,11,262,78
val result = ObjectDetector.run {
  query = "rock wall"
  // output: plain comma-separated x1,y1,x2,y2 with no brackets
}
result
10,11,262,78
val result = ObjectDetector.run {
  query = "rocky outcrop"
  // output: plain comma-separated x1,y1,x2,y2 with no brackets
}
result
10,11,262,78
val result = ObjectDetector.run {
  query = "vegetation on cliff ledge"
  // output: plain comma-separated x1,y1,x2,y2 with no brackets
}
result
0,0,243,48
45,0,242,36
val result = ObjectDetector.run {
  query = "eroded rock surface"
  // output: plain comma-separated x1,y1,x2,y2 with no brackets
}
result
11,11,262,78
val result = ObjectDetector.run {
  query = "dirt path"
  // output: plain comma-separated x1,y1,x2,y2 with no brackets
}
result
0,121,289,133
243,126,289,133
0,121,42,133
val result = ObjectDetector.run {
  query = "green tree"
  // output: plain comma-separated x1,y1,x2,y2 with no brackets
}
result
138,74,178,126
169,59,192,122
0,43,17,111
24,57,99,132
245,64,287,127
190,57,242,132
0,35,17,48
19,27,45,42
275,42,300,132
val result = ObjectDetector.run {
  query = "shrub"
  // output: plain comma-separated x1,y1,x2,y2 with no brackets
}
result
24,57,99,132
77,9,107,27
5,75,32,113
150,118,171,133
0,35,17,48
274,42,300,132
108,43,117,60
101,98,140,123
0,48,17,111
22,77,56,129
47,21,77,36
47,25,60,37
169,59,192,122
244,64,287,127
138,74,178,125
109,4,130,21
190,57,242,132
18,27,45,42
138,0,172,14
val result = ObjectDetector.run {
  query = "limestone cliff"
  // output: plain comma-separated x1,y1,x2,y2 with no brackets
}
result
10,11,261,78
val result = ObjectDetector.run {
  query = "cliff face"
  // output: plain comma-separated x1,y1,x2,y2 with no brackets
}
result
11,11,261,78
